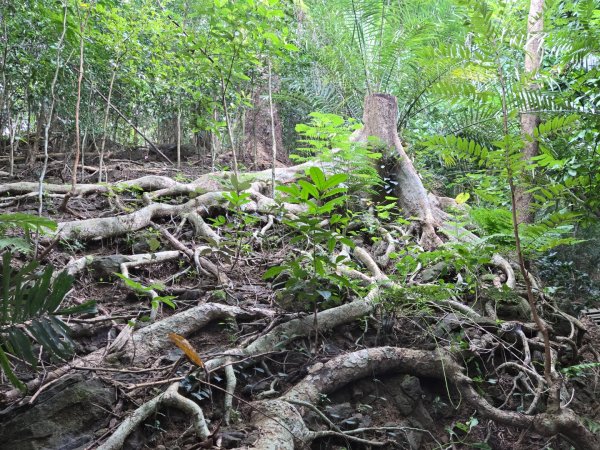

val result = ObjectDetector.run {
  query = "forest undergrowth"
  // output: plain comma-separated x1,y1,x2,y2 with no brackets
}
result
0,140,599,450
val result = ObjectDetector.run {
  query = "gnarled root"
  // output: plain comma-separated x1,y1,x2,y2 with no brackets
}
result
97,382,210,450
246,347,598,450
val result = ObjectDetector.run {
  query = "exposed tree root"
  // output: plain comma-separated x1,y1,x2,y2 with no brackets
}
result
4,153,596,450
55,192,226,240
1,303,274,404
237,347,598,450
97,382,210,450
96,247,596,449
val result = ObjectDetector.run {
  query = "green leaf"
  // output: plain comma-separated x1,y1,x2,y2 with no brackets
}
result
0,346,26,392
455,192,470,204
314,257,325,276
148,237,161,252
156,296,176,309
7,328,37,368
308,166,327,191
263,266,285,280
28,318,70,360
55,300,97,315
114,273,151,292
323,173,348,190
298,179,319,199
0,213,57,233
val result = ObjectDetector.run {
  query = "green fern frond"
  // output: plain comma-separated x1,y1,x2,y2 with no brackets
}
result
534,114,579,138
521,210,582,252
425,135,498,168
0,253,97,391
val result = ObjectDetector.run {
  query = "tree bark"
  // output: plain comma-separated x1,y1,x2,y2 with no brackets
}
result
243,70,285,171
176,104,182,169
352,94,443,249
98,68,116,183
517,0,544,223
268,60,277,197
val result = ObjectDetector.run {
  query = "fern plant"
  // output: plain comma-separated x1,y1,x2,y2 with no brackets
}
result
293,111,382,199
0,253,96,391
0,213,57,253
418,0,589,256
0,212,97,390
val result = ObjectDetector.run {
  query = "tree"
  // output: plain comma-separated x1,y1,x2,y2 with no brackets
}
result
517,0,545,223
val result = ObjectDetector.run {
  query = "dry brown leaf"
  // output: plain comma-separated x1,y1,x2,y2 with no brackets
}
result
168,332,204,367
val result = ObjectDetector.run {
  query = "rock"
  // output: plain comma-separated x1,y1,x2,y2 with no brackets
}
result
325,402,354,422
89,255,129,280
0,374,114,450
400,375,422,400
420,261,447,282
385,374,430,421
396,419,425,450
220,431,246,447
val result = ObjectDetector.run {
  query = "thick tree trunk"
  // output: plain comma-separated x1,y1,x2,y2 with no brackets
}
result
517,0,544,223
352,93,443,249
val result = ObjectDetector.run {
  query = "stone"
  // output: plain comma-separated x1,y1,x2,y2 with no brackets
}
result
0,374,114,450
324,402,354,422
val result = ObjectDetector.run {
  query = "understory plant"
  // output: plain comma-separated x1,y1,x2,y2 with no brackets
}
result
0,213,96,390
423,0,588,409
293,112,382,199
211,174,260,268
264,166,360,350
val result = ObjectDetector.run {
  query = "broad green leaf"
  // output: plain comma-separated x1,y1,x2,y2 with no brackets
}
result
263,266,285,280
455,192,470,204
308,166,327,191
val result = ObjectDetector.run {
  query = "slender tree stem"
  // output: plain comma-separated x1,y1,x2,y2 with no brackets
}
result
38,1,67,216
268,60,277,197
70,5,89,193
98,68,117,183
497,61,554,392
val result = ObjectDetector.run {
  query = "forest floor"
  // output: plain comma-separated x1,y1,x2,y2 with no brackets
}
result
0,149,599,450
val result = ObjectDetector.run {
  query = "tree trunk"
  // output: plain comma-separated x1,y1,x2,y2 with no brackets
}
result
98,68,116,183
70,8,86,191
176,105,181,169
517,0,544,224
352,94,442,249
243,71,285,170
268,60,277,197
29,107,44,166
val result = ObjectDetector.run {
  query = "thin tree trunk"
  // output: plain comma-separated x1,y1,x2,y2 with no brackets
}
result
7,108,17,177
80,129,88,180
31,106,44,166
0,16,9,155
176,104,181,169
268,60,277,198
98,68,117,182
36,1,67,259
38,3,68,216
222,101,239,176
70,7,87,193
211,109,218,172
220,77,239,177
517,0,544,224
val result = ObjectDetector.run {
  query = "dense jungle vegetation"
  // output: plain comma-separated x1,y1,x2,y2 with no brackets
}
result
0,0,599,449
